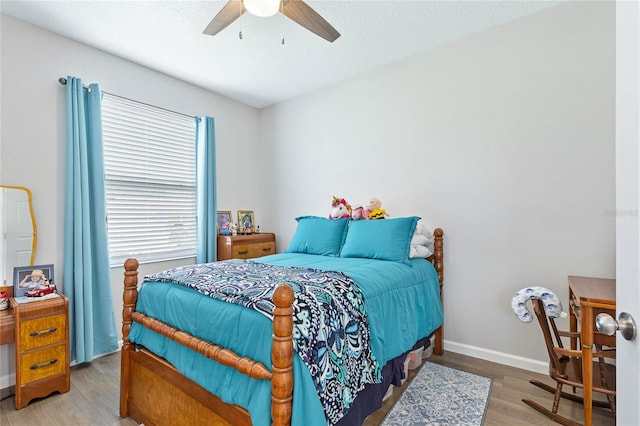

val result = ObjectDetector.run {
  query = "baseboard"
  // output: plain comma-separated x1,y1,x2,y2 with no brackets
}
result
444,340,548,375
0,382,14,400
0,371,15,396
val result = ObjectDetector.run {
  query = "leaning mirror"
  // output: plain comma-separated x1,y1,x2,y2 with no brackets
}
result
1,185,37,286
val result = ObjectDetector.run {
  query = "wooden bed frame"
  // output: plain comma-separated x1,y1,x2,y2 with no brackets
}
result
119,228,444,426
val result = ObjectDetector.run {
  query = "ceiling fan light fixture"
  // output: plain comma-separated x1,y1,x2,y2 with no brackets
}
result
243,0,280,17
203,0,340,42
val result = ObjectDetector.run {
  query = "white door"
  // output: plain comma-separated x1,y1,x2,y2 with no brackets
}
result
615,2,640,425
3,188,34,282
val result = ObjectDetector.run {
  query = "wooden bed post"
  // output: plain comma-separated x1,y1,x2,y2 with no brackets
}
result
271,284,294,426
120,258,139,418
433,228,444,355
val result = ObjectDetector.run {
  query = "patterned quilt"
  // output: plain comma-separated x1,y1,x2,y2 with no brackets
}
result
144,259,381,424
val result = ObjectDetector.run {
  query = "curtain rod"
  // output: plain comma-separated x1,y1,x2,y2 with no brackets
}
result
58,77,195,119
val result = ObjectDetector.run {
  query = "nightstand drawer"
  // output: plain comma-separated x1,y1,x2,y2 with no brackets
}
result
232,241,275,258
19,314,66,351
20,344,66,384
232,244,252,258
248,242,275,258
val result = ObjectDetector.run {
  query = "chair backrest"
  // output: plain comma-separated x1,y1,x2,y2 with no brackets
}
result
531,298,566,378
529,296,617,401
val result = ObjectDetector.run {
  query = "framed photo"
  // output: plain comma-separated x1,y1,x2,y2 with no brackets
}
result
14,264,54,297
216,210,232,235
237,210,255,234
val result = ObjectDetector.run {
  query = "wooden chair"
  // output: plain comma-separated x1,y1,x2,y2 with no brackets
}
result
522,298,616,426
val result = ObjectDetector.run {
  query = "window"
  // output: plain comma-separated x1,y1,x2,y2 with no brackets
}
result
102,94,197,266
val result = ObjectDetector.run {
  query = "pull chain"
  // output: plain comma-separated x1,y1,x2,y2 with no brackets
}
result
239,0,244,40
280,0,285,45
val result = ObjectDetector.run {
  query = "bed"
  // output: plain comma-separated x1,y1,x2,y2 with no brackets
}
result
119,217,444,426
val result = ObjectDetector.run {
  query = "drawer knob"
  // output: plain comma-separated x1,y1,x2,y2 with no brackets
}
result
238,250,249,255
30,327,57,337
30,358,58,370
262,248,272,252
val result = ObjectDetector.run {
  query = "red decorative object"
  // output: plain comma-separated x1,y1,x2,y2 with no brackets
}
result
26,284,57,298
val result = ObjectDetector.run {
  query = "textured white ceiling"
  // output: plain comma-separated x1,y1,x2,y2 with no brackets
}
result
1,0,561,108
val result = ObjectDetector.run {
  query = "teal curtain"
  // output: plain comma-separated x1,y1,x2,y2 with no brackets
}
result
196,116,217,263
63,76,118,363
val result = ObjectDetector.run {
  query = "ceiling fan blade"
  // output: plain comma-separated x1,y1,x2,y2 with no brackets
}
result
203,0,246,36
282,0,340,42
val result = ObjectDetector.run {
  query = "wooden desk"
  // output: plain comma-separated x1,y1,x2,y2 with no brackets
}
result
1,285,15,344
568,275,616,426
0,307,14,344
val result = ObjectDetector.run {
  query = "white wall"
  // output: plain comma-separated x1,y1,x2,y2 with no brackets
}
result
259,1,616,371
0,14,265,387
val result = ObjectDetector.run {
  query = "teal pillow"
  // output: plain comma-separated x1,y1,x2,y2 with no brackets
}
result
285,216,350,256
340,216,419,263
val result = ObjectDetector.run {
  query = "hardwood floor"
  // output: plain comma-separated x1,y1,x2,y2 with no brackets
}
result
1,352,135,426
1,350,615,425
425,352,614,426
365,351,615,426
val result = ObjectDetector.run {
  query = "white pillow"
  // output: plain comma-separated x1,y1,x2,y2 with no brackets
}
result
414,219,433,239
409,218,434,258
409,219,434,258
409,244,433,259
411,234,430,246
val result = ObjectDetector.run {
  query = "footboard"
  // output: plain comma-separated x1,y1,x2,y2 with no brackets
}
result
119,258,294,426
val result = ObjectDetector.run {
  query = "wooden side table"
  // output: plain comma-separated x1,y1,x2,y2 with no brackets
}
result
567,275,616,426
12,293,70,409
217,233,276,261
0,285,14,344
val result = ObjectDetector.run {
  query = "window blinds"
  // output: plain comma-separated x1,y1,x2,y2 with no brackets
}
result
102,94,197,266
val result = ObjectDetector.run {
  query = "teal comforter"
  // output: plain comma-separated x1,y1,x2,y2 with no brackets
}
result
128,253,443,426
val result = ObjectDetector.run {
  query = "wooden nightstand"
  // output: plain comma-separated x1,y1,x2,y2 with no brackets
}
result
12,294,70,409
217,233,276,261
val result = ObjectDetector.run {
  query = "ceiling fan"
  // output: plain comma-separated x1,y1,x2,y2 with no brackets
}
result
203,0,340,42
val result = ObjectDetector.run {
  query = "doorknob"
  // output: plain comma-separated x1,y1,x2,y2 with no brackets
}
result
595,312,637,341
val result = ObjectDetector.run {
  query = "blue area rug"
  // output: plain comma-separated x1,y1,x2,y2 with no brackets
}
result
382,361,492,426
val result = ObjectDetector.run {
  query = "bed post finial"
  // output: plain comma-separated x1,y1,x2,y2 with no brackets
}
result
120,258,139,418
122,258,139,346
433,228,444,286
272,284,294,426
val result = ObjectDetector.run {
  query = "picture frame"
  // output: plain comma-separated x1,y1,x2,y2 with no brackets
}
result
237,210,255,234
14,264,54,298
216,210,233,235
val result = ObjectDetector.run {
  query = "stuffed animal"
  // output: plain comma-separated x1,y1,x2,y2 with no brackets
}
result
363,198,380,218
368,208,388,220
329,196,352,219
364,198,389,220
351,204,366,220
